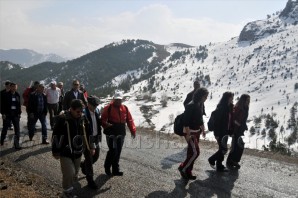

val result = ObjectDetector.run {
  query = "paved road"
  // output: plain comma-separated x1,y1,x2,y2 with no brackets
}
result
0,114,298,198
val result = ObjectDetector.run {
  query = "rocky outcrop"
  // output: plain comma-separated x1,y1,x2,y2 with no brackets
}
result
279,0,298,18
238,1,298,43
238,22,260,42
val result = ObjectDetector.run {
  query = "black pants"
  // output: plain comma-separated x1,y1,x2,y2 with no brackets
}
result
47,103,58,129
82,144,100,183
209,135,228,166
104,135,125,173
1,115,20,146
227,134,244,163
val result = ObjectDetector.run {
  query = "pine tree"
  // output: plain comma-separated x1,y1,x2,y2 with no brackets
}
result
250,126,256,135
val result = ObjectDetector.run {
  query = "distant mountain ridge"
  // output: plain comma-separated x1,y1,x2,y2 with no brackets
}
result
0,49,66,68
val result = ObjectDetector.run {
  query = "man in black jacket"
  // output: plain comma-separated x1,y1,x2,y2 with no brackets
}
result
52,99,95,198
1,80,13,131
183,80,200,108
0,82,22,149
27,84,49,144
80,95,102,189
63,80,87,110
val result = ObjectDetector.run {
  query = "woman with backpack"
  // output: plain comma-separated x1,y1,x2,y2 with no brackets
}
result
208,92,234,172
226,94,250,169
178,87,208,180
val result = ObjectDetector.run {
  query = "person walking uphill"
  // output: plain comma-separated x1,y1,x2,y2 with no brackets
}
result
63,80,87,111
45,81,61,130
178,87,208,180
226,94,250,169
183,80,200,107
101,92,136,176
208,92,234,172
80,95,102,190
27,84,49,144
52,99,96,198
0,82,22,149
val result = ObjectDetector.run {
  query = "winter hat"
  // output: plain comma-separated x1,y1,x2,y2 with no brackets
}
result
87,95,100,106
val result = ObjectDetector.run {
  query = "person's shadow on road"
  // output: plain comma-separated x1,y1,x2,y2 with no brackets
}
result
188,169,239,198
160,147,187,169
75,174,111,197
145,169,238,198
145,179,189,198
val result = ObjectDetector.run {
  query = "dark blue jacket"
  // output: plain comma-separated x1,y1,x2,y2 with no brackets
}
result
27,92,47,115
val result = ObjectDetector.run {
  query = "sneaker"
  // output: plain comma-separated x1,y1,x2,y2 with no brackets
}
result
87,180,98,190
80,162,86,175
231,161,241,169
112,171,124,176
208,158,216,169
216,164,227,172
187,173,197,180
178,166,188,179
42,139,50,144
226,160,240,169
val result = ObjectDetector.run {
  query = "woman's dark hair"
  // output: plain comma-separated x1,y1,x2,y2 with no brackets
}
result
70,99,83,109
218,92,234,106
193,87,209,103
236,94,250,110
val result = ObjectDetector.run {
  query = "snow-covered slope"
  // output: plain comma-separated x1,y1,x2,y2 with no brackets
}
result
105,3,298,152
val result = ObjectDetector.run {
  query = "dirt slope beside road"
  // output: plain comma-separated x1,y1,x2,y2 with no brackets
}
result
0,111,298,198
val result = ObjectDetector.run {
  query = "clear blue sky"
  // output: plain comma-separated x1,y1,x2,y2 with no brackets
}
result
0,0,289,58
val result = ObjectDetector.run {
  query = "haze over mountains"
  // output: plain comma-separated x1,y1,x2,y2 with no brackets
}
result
0,49,66,68
1,1,297,152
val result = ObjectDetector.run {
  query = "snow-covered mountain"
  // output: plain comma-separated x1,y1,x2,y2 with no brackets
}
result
0,49,66,68
103,1,298,152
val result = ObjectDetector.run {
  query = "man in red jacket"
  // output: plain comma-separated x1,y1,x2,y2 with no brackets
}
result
101,92,136,176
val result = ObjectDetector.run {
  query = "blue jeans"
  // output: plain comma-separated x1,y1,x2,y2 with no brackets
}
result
28,113,48,140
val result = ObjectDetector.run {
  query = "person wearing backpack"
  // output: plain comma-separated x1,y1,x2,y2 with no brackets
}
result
208,92,234,172
226,94,250,169
101,92,136,176
80,95,102,190
52,99,96,198
178,88,208,180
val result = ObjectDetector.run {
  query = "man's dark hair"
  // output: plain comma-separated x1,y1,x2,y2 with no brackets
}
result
10,82,16,86
5,80,11,86
70,99,83,109
193,87,209,103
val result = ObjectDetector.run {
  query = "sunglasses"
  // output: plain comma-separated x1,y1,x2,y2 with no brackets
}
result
73,84,79,86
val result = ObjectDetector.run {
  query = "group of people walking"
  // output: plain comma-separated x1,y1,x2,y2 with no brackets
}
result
178,80,250,180
1,78,250,197
0,79,136,197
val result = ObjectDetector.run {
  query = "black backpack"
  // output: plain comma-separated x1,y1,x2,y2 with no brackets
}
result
173,113,184,136
207,109,218,131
